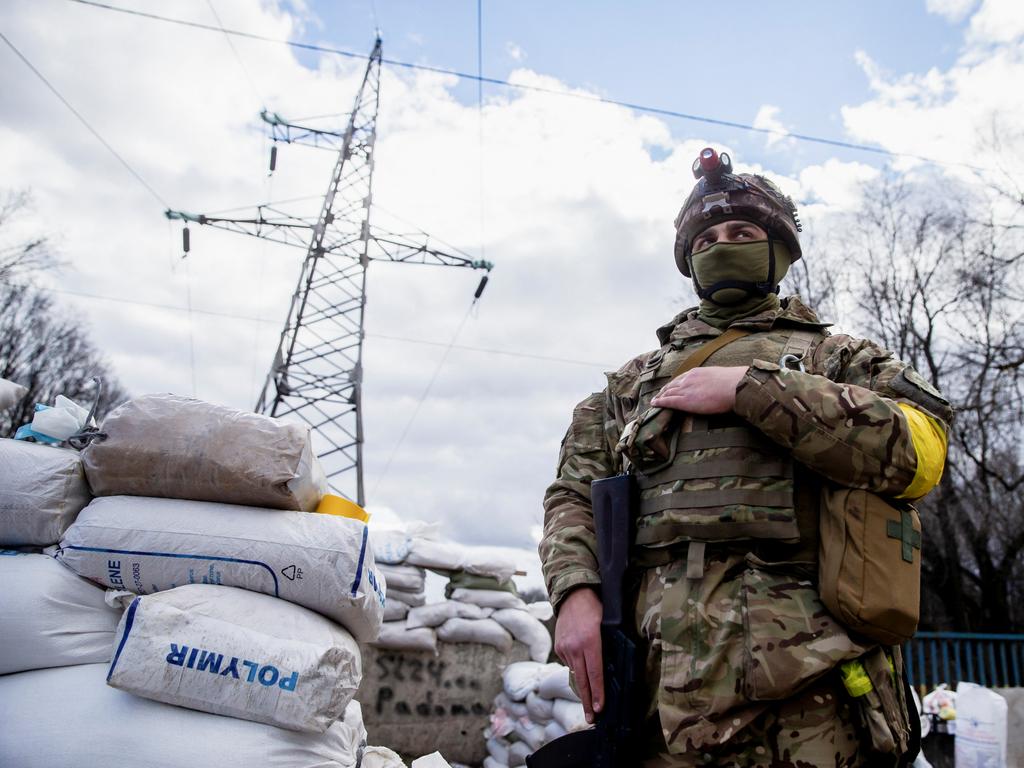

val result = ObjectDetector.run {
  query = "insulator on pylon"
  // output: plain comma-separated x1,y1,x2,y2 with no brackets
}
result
474,275,489,300
269,144,278,174
182,226,191,255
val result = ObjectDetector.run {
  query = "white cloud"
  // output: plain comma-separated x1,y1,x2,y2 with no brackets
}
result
926,0,979,23
752,104,792,148
505,42,525,62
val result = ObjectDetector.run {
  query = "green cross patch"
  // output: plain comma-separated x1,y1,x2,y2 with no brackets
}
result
887,510,922,564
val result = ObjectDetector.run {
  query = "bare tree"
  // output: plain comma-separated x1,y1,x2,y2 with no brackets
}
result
838,174,1024,632
0,191,127,436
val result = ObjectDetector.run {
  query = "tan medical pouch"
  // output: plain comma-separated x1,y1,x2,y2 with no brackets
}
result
819,484,921,644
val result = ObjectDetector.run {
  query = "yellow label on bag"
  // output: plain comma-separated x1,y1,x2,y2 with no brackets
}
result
840,661,873,697
315,494,370,523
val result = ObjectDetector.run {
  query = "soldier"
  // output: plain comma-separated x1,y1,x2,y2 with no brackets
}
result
540,148,951,767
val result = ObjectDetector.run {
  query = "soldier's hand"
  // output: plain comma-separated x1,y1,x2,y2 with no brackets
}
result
554,586,604,724
652,365,748,414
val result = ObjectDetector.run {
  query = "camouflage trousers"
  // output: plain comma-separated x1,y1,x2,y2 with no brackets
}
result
635,550,870,767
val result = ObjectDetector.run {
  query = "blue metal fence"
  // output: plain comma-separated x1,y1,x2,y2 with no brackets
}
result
904,632,1024,690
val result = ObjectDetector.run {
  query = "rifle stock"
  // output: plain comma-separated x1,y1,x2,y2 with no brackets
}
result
527,475,645,768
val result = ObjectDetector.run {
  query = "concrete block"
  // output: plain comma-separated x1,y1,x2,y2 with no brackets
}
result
358,641,529,765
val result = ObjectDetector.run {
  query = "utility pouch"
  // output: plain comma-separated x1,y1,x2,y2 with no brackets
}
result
840,648,913,758
819,483,922,644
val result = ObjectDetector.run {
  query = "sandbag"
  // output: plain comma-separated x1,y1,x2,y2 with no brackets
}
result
384,600,410,621
526,691,556,722
508,741,532,767
378,563,426,592
503,661,547,701
436,617,513,652
514,718,548,751
406,600,487,629
544,720,567,742
388,587,426,607
371,620,438,653
80,393,327,511
492,608,553,663
487,736,511,763
405,536,466,571
0,438,91,546
0,377,27,409
0,664,366,768
538,665,580,702
0,551,120,674
106,584,362,733
483,758,508,768
552,698,588,733
56,495,385,641
362,746,408,768
450,587,528,610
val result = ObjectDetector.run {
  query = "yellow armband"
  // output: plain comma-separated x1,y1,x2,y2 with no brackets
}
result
896,403,948,499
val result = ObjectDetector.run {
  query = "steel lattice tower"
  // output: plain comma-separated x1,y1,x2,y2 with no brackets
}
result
167,38,491,505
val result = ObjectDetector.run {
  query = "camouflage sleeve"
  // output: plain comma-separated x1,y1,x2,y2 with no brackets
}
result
539,391,616,611
733,335,952,498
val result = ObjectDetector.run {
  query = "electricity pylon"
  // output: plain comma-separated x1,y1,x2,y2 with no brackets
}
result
166,37,492,507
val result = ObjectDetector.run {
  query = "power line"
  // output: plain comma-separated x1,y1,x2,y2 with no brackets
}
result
9,282,614,367
63,0,977,171
0,29,170,208
205,0,265,107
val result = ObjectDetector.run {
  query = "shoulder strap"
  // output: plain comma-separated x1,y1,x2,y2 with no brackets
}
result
671,327,751,377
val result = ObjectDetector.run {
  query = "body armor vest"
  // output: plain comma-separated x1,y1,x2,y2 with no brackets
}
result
625,326,826,548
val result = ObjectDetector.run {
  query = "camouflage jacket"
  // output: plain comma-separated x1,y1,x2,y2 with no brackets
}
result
540,296,952,610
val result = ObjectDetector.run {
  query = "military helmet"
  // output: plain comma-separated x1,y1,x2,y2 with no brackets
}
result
673,148,803,277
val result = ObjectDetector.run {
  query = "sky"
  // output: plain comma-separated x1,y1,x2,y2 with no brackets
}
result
1,0,1023,592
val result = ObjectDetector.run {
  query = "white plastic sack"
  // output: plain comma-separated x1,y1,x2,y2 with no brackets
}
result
544,720,567,742
30,395,91,440
56,495,385,641
538,664,580,702
486,736,511,763
362,746,408,768
514,718,548,751
0,377,27,409
483,758,508,768
384,600,410,621
503,661,546,701
372,528,412,564
371,620,438,653
492,608,553,663
406,537,467,571
508,741,531,767
0,664,366,768
0,438,90,546
378,563,426,592
450,587,528,611
106,584,362,733
436,617,513,652
81,393,327,511
389,587,426,607
955,682,1008,768
406,600,486,629
0,551,120,674
410,754,453,768
495,693,530,719
526,691,556,722
461,548,519,581
527,601,554,621
552,698,588,733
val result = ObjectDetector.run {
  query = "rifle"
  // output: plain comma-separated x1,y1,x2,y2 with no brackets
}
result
526,474,646,768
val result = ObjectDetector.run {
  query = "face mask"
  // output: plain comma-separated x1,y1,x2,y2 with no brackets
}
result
689,239,791,306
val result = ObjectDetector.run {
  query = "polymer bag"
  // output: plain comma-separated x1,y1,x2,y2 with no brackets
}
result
107,584,362,732
56,495,385,641
81,393,326,511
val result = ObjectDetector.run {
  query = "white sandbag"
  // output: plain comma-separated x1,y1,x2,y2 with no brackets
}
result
508,741,532,767
0,377,27,409
461,549,519,581
538,665,580,702
407,600,486,629
450,587,528,610
553,698,589,733
371,620,438,653
410,754,453,768
492,608,553,663
406,537,467,571
378,563,426,592
56,495,385,641
384,600,410,621
0,551,119,674
544,720,567,742
503,661,547,701
389,587,427,607
486,736,511,763
106,584,361,733
0,438,91,546
81,393,327,511
484,758,509,768
955,682,1008,768
0,664,366,767
527,601,554,621
526,691,556,722
494,693,530,719
436,617,513,652
514,718,548,751
362,746,408,768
